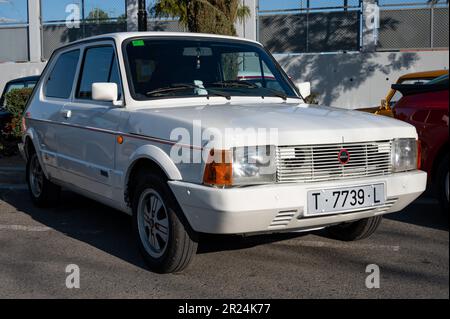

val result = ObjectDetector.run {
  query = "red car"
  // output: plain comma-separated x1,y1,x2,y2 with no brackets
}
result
392,74,449,211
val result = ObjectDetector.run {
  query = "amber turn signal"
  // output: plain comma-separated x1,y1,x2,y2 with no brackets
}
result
203,149,232,187
417,140,422,170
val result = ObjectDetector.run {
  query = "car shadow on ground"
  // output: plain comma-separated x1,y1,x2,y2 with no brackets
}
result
1,189,447,271
0,189,313,270
384,195,448,232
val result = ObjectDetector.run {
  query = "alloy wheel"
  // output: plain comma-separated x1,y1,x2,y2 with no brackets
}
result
137,189,170,258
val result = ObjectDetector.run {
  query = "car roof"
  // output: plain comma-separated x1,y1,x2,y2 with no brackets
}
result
392,79,449,97
397,70,448,82
54,31,262,51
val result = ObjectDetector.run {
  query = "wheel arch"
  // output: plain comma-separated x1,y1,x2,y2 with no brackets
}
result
124,145,182,206
23,129,38,160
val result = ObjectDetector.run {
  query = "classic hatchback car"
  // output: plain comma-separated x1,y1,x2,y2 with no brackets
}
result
392,74,449,212
1,75,39,131
359,70,448,116
21,32,426,273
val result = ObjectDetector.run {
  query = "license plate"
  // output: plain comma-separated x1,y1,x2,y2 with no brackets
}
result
307,184,385,216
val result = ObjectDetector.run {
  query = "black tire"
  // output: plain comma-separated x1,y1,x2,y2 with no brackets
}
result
435,153,449,214
26,151,61,207
132,170,198,273
326,216,383,241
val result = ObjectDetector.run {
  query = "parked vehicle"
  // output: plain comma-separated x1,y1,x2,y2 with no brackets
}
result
391,74,449,211
359,70,448,116
21,33,426,273
0,76,39,131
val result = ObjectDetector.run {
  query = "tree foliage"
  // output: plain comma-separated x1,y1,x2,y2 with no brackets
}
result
86,8,111,24
0,88,33,156
151,0,250,36
3,88,33,139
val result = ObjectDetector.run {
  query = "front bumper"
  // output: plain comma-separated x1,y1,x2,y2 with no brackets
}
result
169,171,427,235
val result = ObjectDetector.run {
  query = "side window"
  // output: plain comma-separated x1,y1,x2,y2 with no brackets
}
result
7,83,25,92
77,46,122,100
46,50,80,99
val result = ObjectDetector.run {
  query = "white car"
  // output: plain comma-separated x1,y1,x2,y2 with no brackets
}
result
21,32,426,273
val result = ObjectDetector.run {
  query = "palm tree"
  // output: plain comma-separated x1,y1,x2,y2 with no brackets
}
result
151,0,250,36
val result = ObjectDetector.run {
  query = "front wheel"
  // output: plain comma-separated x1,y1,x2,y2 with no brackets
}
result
326,216,383,241
132,171,198,273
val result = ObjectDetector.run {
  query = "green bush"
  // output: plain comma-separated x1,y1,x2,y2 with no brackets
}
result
0,88,33,156
3,87,33,138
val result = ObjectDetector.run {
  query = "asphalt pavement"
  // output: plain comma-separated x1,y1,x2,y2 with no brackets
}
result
0,158,448,299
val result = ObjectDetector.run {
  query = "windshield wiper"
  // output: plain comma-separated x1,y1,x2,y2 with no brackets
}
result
146,83,231,100
146,84,195,96
208,80,259,88
208,80,288,100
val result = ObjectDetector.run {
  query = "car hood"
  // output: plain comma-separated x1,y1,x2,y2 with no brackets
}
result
129,102,417,147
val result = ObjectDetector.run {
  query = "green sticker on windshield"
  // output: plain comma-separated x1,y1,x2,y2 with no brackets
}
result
132,40,145,47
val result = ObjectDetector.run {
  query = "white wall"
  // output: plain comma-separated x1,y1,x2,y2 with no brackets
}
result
0,62,46,94
275,50,449,109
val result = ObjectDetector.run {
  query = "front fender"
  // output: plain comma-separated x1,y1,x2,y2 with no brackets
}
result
125,144,182,186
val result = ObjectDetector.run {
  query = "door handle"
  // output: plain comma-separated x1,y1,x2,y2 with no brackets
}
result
61,109,72,119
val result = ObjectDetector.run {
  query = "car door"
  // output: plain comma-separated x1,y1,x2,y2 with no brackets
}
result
57,43,125,199
33,48,81,181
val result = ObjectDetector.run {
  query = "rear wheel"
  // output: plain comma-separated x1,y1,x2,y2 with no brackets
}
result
26,151,60,207
326,216,382,241
132,170,198,273
436,153,449,213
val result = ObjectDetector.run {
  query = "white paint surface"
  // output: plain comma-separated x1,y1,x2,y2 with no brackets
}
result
276,50,449,109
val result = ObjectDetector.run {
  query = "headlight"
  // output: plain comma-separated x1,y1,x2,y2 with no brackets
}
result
232,145,276,185
391,138,418,172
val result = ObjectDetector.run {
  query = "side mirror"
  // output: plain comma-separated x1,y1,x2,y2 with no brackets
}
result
296,82,311,99
92,83,122,106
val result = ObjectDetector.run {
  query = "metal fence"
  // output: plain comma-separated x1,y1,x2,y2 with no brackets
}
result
0,25,29,62
40,3,186,59
42,22,127,59
148,19,186,32
1,0,448,62
0,0,29,62
258,1,449,54
377,2,449,50
41,19,185,60
40,0,128,59
259,6,361,54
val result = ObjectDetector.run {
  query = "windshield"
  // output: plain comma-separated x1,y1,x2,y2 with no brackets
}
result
426,74,449,85
123,37,298,100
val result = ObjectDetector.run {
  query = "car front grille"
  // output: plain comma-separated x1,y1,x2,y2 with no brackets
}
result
277,140,393,183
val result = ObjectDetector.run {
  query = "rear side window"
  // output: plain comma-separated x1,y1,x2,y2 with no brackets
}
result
6,83,25,93
46,50,80,99
76,46,122,100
